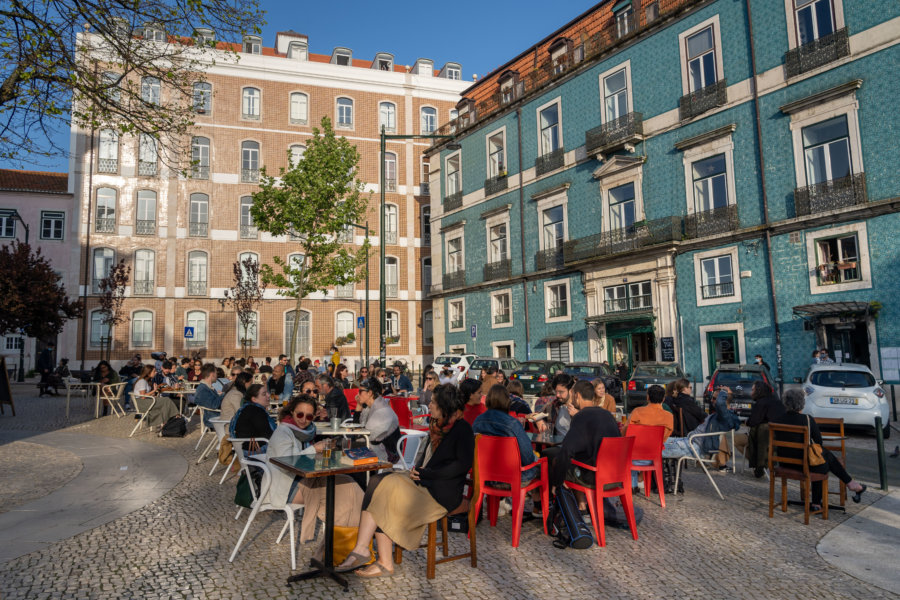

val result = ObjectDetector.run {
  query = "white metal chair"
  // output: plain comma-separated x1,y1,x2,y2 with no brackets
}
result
102,383,128,418
129,393,158,437
229,437,269,501
672,429,738,501
194,406,221,450
229,451,304,570
199,417,230,473
395,428,428,470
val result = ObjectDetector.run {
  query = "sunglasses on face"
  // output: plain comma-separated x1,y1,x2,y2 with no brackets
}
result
293,412,314,420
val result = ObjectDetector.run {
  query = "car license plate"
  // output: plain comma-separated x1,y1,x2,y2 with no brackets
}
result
519,375,532,380
734,402,751,410
829,397,858,405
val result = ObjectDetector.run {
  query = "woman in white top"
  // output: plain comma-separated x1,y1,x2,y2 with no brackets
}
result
133,365,180,428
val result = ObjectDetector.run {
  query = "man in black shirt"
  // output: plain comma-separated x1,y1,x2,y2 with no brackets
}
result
316,373,350,421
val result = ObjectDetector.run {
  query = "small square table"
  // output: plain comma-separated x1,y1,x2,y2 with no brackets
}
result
529,431,565,450
269,454,392,590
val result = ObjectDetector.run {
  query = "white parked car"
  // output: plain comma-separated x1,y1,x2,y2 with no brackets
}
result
432,353,476,383
802,363,890,438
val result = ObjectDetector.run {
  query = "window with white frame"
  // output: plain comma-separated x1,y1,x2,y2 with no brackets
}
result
487,130,505,178
548,341,570,362
187,250,207,295
609,182,636,231
5,336,23,350
238,312,258,346
193,82,212,113
385,256,399,297
803,115,851,185
423,311,433,344
603,68,628,122
103,71,120,104
448,300,464,330
815,232,860,285
384,203,398,244
96,187,116,232
700,255,734,299
336,311,354,339
136,190,156,234
186,311,207,344
542,205,565,250
489,223,508,263
92,247,114,292
795,0,836,46
242,35,261,54
290,92,308,124
384,153,397,192
446,236,463,273
0,211,14,237
686,26,717,92
336,97,353,128
189,194,208,237
89,310,110,347
550,42,568,74
242,88,260,119
131,310,153,347
240,197,257,239
138,134,157,174
379,102,396,132
692,153,728,213
142,23,165,41
238,251,258,284
421,107,437,133
134,249,155,295
40,211,64,240
546,281,569,320
141,77,160,105
333,49,351,66
191,136,210,178
288,41,308,60
386,311,400,341
604,281,651,313
98,129,118,172
288,252,305,274
421,205,431,245
492,290,512,326
422,257,432,290
615,4,634,38
538,101,561,156
241,141,259,182
445,153,460,196
290,144,306,168
450,109,459,121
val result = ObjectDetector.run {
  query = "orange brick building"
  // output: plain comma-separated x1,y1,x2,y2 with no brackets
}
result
70,31,467,370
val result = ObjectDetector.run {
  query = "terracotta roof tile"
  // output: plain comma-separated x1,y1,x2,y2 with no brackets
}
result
0,169,68,194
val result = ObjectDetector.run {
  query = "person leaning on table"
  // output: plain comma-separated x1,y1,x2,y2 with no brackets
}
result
352,377,401,463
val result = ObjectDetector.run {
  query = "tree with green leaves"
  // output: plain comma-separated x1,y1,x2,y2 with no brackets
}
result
251,117,370,362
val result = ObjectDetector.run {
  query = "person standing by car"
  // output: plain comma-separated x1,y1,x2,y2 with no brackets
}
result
754,354,771,371
746,381,785,478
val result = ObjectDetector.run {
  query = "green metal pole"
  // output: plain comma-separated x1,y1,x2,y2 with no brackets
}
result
365,222,370,368
379,128,386,367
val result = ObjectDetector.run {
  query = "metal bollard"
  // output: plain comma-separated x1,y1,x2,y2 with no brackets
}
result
875,416,888,491
892,385,897,423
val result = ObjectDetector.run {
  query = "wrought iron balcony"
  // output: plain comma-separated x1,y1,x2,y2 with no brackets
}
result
133,280,154,295
241,168,259,183
785,28,850,78
187,281,206,296
138,160,157,176
494,313,511,325
384,179,397,193
484,175,508,196
240,224,258,239
794,173,867,217
443,269,466,290
336,284,354,298
585,112,643,156
423,231,431,246
679,79,728,121
420,182,430,196
192,165,209,180
444,191,463,211
98,158,117,173
535,148,565,176
605,295,652,314
563,216,682,264
684,204,739,239
189,222,208,237
384,230,398,245
385,283,398,298
135,219,156,235
536,247,564,270
95,217,116,233
483,258,511,282
450,319,463,330
548,306,568,318
701,281,735,299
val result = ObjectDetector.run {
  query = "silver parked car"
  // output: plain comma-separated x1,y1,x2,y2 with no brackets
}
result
802,363,890,438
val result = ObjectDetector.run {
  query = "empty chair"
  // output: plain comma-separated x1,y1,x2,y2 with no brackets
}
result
129,393,157,437
102,383,128,418
199,417,231,477
625,424,667,507
394,428,428,470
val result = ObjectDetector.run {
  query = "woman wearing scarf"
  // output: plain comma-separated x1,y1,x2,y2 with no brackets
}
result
265,395,364,546
338,384,474,578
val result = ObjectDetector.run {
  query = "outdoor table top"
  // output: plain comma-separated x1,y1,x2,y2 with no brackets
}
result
529,431,565,446
270,453,391,478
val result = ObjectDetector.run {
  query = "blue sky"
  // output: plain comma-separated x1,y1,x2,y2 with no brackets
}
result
3,0,596,173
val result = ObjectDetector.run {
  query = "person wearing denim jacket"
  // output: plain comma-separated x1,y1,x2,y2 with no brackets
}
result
663,388,740,458
472,384,538,483
193,364,225,429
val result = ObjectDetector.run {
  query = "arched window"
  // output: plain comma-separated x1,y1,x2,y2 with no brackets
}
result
290,92,308,124
191,136,210,179
238,251,258,283
141,77,160,105
423,310,433,345
186,311,207,345
384,152,397,192
386,311,399,341
289,144,306,168
95,188,116,232
133,249,155,295
192,82,212,113
336,97,353,128
92,247,114,292
336,311,354,339
285,310,311,356
135,190,156,234
131,310,153,347
138,134,157,175
384,204,398,244
240,196,257,239
242,87,260,119
241,141,259,182
187,250,207,295
98,129,118,173
189,193,208,237
421,106,437,133
379,102,396,132
89,310,111,347
385,256,398,298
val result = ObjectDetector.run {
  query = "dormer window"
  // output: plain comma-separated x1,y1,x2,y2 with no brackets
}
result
109,17,130,39
194,28,215,46
243,35,261,54
142,24,165,42
413,59,433,76
287,41,307,60
332,47,352,66
373,53,394,71
498,71,520,105
444,65,461,80
548,38,572,75
456,98,476,126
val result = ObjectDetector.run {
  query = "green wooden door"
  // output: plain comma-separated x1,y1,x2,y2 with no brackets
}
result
706,330,739,375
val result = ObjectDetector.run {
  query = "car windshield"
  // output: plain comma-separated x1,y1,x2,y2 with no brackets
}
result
469,360,496,371
714,371,763,389
434,356,461,366
520,362,549,372
567,365,601,376
633,365,679,378
810,370,876,388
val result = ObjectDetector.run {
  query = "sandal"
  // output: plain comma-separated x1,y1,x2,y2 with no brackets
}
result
851,484,867,504
336,551,371,572
355,562,394,578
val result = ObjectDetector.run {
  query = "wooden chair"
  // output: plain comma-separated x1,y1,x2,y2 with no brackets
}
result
815,417,847,507
768,423,828,524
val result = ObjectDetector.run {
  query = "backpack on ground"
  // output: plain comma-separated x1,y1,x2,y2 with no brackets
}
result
545,487,593,549
159,415,187,437
234,466,263,509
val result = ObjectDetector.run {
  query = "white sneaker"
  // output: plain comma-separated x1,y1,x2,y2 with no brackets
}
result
496,499,511,518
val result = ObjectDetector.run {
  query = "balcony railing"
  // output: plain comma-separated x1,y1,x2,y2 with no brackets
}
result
684,204,739,239
444,191,463,211
241,168,259,183
138,160,157,176
494,313,511,325
548,306,568,318
189,222,208,237
240,224,258,239
384,179,397,193
701,281,735,299
95,217,116,233
563,216,682,264
585,112,643,156
536,247,564,270
535,148,565,176
420,182,430,196
605,295,652,314
336,285,354,298
133,280,154,295
484,175,508,196
192,165,209,180
679,79,728,121
98,158,117,173
785,28,850,78
385,283,398,298
794,173,867,217
384,230,398,245
187,281,206,296
423,231,431,246
483,258,511,282
135,219,155,235
91,278,103,294
450,319,463,330
443,269,466,290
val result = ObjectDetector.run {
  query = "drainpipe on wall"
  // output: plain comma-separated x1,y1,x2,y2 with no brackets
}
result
745,0,785,396
516,107,531,360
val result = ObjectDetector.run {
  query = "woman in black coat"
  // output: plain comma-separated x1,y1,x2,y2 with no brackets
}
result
665,378,706,437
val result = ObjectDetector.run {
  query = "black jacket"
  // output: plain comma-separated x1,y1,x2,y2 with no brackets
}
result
747,393,786,428
323,386,350,420
415,419,475,512
666,393,706,437
550,407,620,489
771,410,822,464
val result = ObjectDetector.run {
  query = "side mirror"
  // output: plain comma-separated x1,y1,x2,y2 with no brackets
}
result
793,377,802,384
876,379,884,386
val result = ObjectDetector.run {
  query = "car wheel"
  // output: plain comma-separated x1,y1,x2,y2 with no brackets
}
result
883,423,892,440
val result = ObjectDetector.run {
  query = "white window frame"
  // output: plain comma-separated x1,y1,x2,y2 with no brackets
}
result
189,195,208,236
141,77,160,105
788,92,863,189
130,309,154,349
241,87,261,120
89,309,111,348
693,245,742,306
40,210,65,241
448,298,466,332
445,230,464,274
677,15,725,96
681,133,737,216
133,249,155,293
535,97,563,157
423,310,434,345
598,60,633,125
485,125,507,181
805,221,871,294
289,92,308,125
242,35,261,54
385,310,400,343
288,41,308,60
289,144,306,168
238,251,259,284
784,0,845,50
336,310,355,342
484,210,510,264
379,101,397,132
383,153,398,193
421,106,437,134
336,97,354,129
236,312,259,348
185,310,208,345
544,279,572,323
444,150,461,198
193,82,212,114
384,256,399,297
545,339,574,362
490,288,513,329
596,157,645,233
187,250,208,294
536,190,569,251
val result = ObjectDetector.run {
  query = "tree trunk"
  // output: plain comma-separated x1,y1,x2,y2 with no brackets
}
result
288,277,307,363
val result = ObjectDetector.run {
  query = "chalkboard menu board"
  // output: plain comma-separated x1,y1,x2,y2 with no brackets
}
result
660,337,676,362
0,357,15,416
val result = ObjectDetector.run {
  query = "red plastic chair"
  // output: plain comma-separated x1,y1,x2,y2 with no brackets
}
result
343,388,359,412
387,396,412,428
625,424,666,507
566,436,638,546
473,435,549,548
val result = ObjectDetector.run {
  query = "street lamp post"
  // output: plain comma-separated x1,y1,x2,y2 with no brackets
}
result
348,221,370,367
378,127,459,366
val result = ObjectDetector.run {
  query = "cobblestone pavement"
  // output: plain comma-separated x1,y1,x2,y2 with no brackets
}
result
0,387,895,599
0,440,81,513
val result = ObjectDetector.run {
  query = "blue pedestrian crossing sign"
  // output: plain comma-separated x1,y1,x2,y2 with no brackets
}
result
184,326,195,339
357,316,366,329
